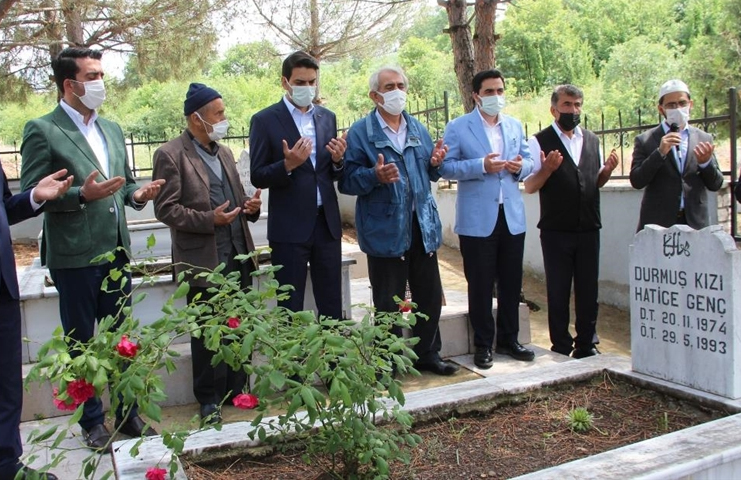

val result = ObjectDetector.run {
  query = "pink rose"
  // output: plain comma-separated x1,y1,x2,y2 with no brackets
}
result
145,467,167,480
227,317,240,328
116,335,139,358
52,387,78,411
67,379,95,404
232,393,259,410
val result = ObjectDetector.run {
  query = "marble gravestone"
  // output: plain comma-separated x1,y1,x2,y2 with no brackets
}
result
630,224,741,398
237,149,258,199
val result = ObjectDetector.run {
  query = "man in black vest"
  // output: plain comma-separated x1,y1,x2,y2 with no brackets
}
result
524,85,618,358
153,83,262,425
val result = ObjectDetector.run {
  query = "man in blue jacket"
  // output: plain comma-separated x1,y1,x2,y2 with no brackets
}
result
339,66,459,376
438,69,535,369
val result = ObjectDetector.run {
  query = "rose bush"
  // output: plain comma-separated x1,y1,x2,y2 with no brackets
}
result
24,241,423,479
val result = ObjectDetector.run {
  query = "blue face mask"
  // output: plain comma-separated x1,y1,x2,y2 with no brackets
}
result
479,95,505,116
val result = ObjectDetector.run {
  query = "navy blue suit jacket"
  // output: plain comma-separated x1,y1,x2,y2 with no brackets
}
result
1,166,37,300
249,99,343,243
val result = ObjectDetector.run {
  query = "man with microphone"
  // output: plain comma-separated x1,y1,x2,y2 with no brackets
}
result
630,79,723,231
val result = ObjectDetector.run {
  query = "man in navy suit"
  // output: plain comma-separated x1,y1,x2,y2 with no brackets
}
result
249,51,347,320
0,165,72,480
438,69,535,369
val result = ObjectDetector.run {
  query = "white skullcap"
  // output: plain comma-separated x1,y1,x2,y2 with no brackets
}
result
659,79,690,101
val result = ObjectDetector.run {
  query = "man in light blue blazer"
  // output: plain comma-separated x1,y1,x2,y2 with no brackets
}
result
438,69,534,369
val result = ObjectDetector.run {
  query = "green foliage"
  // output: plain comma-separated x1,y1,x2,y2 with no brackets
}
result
565,407,594,432
208,41,282,79
601,37,682,126
25,244,423,479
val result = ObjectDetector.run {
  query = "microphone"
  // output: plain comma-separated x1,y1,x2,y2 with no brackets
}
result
669,123,680,164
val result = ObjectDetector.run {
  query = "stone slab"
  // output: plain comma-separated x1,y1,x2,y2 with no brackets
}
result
630,225,741,398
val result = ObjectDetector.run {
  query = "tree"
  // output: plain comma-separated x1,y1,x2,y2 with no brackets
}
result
438,0,509,112
250,0,414,99
0,0,237,93
208,41,282,79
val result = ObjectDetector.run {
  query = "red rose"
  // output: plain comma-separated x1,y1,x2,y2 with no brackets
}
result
67,379,95,404
232,393,259,410
145,467,167,480
227,317,240,328
399,299,413,313
52,387,78,411
116,335,139,358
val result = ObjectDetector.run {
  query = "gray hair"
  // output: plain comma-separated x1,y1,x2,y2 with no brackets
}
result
550,84,583,107
369,66,408,92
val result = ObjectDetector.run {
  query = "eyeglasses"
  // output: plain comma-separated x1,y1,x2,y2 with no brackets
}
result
663,100,690,109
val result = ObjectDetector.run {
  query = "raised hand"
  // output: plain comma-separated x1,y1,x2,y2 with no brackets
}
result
504,154,523,174
32,169,74,203
430,139,448,167
283,137,313,172
694,141,715,164
133,179,165,203
243,188,262,215
541,150,563,173
213,200,240,226
326,131,348,163
604,148,619,173
484,152,506,173
79,170,126,202
375,153,400,183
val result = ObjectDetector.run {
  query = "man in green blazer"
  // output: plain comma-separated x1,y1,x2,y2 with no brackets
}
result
20,47,164,453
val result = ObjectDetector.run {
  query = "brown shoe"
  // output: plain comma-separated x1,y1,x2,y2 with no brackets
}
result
82,424,112,453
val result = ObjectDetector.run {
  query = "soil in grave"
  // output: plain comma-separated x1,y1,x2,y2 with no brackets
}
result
185,372,730,480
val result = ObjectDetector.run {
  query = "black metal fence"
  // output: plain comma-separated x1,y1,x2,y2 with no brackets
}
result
2,88,738,234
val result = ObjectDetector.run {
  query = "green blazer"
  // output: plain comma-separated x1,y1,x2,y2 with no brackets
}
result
20,104,142,269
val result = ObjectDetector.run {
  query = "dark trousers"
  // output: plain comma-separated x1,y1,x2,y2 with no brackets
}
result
367,215,442,363
459,208,525,348
49,249,136,431
0,282,22,476
540,229,600,355
270,209,342,320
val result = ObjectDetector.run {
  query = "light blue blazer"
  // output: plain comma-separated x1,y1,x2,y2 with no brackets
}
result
438,110,533,237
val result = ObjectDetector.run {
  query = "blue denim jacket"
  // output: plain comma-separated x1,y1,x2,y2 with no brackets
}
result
338,110,442,257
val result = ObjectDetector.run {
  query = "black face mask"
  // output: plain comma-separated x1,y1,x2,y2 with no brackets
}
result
556,112,581,131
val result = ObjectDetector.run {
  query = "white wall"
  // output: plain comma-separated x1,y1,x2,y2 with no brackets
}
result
338,180,729,310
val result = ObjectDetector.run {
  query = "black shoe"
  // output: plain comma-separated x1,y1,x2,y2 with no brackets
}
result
82,424,112,453
572,347,601,359
200,403,222,426
115,415,158,437
415,357,460,376
473,347,494,369
495,341,535,362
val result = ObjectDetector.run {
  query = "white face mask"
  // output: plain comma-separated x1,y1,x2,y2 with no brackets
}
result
289,85,316,108
664,106,690,129
376,89,407,116
479,95,506,116
73,79,106,110
197,113,229,141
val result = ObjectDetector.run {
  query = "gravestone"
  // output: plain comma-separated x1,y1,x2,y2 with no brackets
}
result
630,224,741,398
237,149,258,199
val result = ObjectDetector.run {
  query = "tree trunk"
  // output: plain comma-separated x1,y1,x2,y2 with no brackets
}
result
441,0,475,112
308,0,322,102
473,0,499,72
62,0,85,46
0,0,18,23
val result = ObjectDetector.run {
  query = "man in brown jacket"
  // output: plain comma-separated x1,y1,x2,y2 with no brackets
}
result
153,83,261,425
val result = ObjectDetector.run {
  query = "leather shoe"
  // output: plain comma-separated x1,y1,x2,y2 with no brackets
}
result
473,347,494,369
115,415,158,437
415,357,460,376
200,403,222,426
572,346,601,359
82,424,112,453
495,341,535,362
0,464,58,480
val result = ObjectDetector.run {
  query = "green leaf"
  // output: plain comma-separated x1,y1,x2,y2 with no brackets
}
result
269,370,286,390
146,233,156,249
173,281,190,299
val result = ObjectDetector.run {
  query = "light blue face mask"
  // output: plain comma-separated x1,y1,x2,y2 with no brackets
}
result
479,95,506,116
290,85,316,108
196,113,229,141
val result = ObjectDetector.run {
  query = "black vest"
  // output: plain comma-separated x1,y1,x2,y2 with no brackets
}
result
204,162,248,269
534,126,601,232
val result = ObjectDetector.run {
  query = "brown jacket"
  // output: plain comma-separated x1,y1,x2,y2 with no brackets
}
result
152,131,258,287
